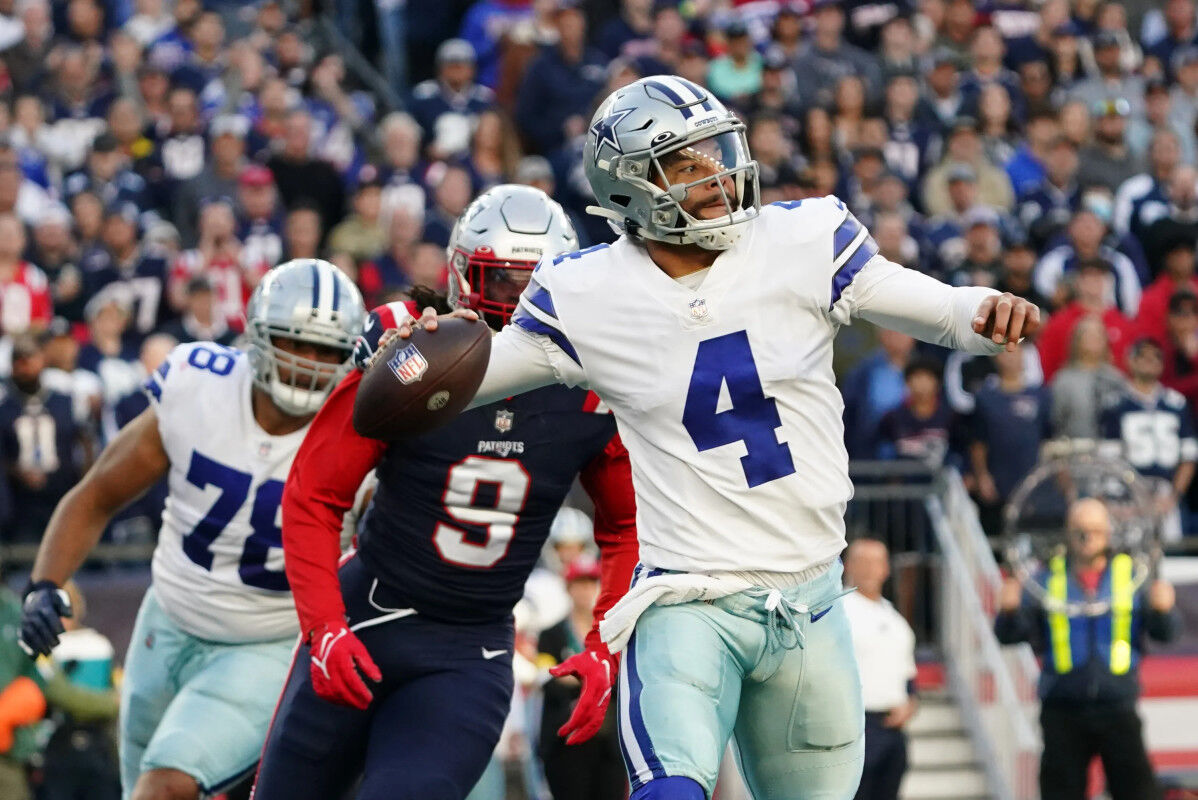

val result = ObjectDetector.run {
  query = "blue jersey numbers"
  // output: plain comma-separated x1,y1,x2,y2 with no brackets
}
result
182,450,289,591
682,331,796,488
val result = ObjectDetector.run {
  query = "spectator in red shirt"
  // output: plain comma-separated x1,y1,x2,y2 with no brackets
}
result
1037,257,1137,380
1137,235,1198,343
1157,289,1198,411
0,213,52,336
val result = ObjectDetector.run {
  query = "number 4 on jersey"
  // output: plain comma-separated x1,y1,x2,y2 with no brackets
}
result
683,331,796,488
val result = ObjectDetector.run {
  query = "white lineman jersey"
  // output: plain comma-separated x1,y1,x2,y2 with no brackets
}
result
501,196,1000,575
144,341,309,643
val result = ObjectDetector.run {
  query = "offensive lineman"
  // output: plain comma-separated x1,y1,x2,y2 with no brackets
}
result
404,76,1042,799
18,260,366,800
251,185,639,800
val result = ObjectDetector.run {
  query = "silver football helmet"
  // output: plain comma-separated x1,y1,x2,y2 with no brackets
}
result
446,184,578,329
584,75,760,250
245,258,366,416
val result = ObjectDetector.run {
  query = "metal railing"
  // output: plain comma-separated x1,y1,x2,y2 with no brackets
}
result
928,468,1041,800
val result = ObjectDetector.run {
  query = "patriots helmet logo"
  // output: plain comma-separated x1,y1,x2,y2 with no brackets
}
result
589,108,633,164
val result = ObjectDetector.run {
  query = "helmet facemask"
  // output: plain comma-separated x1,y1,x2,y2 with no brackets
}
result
248,324,356,417
448,246,537,331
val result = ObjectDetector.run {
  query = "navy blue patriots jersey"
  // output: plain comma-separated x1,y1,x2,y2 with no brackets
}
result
357,386,619,623
1100,387,1198,482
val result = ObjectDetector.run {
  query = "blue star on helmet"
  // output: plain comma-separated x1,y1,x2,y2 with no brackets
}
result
589,108,633,164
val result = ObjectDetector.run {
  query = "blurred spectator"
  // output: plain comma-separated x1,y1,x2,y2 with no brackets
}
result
1114,129,1183,248
0,334,83,542
160,278,233,346
1076,98,1146,194
329,167,388,263
376,112,429,223
995,238,1051,311
63,132,148,218
1034,210,1142,317
1169,47,1198,139
157,86,206,191
922,117,1015,218
935,0,976,61
537,555,625,800
172,113,249,248
469,109,522,191
82,202,174,345
0,575,46,800
410,39,496,162
1157,290,1198,415
793,0,882,110
421,163,474,248
39,319,103,434
39,580,121,800
1138,235,1198,344
1050,314,1127,439
1145,0,1198,81
1100,337,1197,538
459,0,534,89
170,200,244,331
969,345,1051,535
1017,133,1079,251
959,26,1020,120
283,204,323,261
267,109,346,238
916,49,965,131
1128,77,1194,164
32,206,87,325
996,499,1177,800
875,358,955,466
878,74,933,188
515,2,607,155
235,165,284,281
946,206,1004,288
1037,258,1137,380
842,329,915,459
0,213,52,336
1070,32,1147,122
843,538,918,800
360,207,422,306
3,0,55,95
76,291,138,401
594,0,653,60
545,505,594,570
707,19,761,104
1141,164,1198,277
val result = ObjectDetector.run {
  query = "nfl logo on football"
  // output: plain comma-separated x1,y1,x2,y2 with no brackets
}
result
689,298,709,320
494,410,514,433
387,344,429,385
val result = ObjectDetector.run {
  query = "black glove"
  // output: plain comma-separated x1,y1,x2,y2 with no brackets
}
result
19,580,72,658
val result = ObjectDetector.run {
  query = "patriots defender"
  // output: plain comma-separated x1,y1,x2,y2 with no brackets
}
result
405,76,1042,800
251,185,639,800
18,259,366,800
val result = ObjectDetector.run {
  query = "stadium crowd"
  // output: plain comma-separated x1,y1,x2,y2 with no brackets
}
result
0,0,1195,795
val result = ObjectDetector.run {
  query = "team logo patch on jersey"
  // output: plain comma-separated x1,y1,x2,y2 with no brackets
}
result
494,409,514,433
689,298,709,320
387,344,428,385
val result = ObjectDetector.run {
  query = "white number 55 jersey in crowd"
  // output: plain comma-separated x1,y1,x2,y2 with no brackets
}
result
143,341,310,643
498,196,1001,575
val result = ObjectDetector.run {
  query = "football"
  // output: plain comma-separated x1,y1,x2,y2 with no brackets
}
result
352,318,492,440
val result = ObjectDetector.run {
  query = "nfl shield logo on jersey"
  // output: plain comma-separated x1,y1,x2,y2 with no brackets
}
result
387,344,428,385
689,298,709,320
494,410,514,433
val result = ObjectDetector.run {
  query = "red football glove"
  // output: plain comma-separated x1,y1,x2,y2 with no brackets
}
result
308,622,382,710
549,647,618,745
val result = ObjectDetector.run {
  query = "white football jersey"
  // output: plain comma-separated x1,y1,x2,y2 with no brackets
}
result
492,196,1001,575
144,341,311,642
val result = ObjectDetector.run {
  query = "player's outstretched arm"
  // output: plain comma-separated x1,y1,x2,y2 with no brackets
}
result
22,409,169,656
844,257,1040,354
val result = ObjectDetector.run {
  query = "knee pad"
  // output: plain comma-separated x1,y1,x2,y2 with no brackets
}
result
631,776,706,800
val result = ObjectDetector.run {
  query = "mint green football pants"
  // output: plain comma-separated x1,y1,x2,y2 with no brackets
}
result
616,560,865,799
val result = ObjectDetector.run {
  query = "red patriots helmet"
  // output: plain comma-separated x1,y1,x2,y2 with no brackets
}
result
446,184,578,330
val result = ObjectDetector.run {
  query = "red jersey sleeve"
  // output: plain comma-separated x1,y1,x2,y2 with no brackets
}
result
579,432,638,653
282,369,387,637
25,264,51,326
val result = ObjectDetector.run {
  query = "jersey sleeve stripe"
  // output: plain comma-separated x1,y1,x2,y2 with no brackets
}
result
524,285,558,319
829,237,880,309
512,305,581,365
832,213,864,261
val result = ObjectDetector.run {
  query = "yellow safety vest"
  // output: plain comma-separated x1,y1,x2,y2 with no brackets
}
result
1047,553,1135,675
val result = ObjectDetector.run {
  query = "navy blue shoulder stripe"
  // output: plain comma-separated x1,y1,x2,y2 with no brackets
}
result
525,285,558,319
830,237,879,309
833,213,864,261
512,307,581,365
